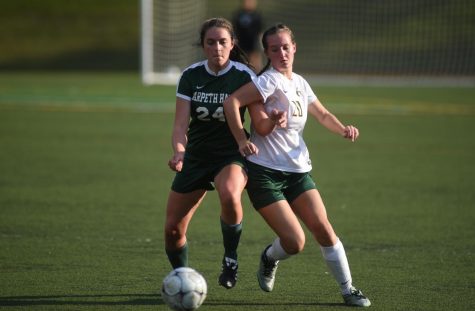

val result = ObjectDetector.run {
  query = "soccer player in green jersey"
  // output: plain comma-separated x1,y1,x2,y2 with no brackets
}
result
164,17,283,290
223,24,371,306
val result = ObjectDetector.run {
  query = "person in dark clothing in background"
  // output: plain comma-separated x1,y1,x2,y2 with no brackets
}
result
232,0,264,72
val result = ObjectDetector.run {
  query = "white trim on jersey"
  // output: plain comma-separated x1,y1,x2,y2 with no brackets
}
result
176,60,256,101
247,68,317,173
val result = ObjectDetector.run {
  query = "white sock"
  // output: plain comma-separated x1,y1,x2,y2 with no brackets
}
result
320,239,352,295
265,238,291,261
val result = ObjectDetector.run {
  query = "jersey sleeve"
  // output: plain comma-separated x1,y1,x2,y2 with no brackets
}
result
252,72,277,102
303,78,317,104
176,71,193,101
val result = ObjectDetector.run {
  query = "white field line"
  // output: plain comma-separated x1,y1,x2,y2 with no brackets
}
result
0,95,473,116
328,102,475,115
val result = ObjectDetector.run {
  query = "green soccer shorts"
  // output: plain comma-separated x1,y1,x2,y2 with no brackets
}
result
245,160,316,210
171,153,246,193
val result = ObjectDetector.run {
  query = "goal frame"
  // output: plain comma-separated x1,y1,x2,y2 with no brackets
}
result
140,0,182,85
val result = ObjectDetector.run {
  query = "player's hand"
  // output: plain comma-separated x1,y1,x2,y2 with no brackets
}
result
270,109,287,128
238,140,259,157
168,153,184,172
343,125,359,142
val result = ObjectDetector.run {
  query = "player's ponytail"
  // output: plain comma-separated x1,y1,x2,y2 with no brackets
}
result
257,59,271,76
230,44,253,70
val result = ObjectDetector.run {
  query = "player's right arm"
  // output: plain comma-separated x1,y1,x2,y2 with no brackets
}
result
224,81,286,157
169,97,190,172
224,82,261,157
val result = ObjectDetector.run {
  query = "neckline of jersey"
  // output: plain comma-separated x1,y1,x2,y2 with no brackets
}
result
205,60,233,77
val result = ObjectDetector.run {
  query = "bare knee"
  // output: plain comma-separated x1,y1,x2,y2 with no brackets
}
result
219,187,242,208
310,221,338,247
164,221,186,249
218,189,243,223
281,233,306,255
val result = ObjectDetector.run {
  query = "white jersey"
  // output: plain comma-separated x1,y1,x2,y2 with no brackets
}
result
247,68,317,173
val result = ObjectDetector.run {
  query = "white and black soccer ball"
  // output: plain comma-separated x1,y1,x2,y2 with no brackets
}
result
161,267,207,311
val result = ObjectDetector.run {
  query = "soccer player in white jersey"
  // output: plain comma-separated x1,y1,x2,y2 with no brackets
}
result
223,23,371,307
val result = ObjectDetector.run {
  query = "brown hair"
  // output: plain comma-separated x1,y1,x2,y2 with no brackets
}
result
258,23,296,75
199,17,251,68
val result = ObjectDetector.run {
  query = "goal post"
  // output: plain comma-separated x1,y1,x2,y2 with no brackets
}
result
140,0,206,85
140,0,154,85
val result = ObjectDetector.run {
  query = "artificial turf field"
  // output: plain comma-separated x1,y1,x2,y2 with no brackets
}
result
0,72,474,310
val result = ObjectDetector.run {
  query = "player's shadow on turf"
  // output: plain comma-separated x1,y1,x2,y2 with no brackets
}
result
0,294,346,308
0,294,163,307
206,300,345,308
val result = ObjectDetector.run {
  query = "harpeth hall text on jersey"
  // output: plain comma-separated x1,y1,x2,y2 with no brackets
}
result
192,92,229,104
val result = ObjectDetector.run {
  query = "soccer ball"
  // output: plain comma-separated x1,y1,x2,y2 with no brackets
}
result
161,267,207,311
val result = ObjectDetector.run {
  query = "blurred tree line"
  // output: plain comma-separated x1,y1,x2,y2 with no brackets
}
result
0,0,139,70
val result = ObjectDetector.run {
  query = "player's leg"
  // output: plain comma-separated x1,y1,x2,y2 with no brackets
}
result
214,163,245,226
256,200,306,292
259,200,306,255
290,189,338,246
291,189,371,307
244,161,306,291
214,163,246,289
164,189,206,268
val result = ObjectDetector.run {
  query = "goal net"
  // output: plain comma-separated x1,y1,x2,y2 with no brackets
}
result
141,0,474,85
141,0,206,85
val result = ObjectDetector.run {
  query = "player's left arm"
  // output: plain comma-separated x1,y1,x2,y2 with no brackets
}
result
308,99,359,142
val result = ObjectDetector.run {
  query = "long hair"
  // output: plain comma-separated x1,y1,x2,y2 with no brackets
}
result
199,17,252,69
258,23,296,76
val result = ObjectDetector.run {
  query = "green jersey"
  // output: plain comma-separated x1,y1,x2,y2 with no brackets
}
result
177,60,255,158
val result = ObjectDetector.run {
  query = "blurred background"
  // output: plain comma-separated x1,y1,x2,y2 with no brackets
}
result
0,0,139,71
1,0,474,85
1,2,475,309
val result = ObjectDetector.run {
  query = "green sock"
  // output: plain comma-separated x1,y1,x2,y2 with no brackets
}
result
220,218,242,261
166,242,188,269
